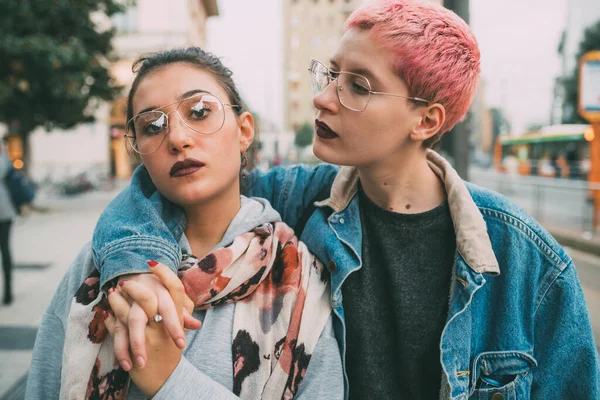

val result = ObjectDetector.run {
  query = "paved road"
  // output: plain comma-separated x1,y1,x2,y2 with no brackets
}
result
0,182,598,398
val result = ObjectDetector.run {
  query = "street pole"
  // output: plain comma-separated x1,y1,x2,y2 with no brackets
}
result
443,0,471,180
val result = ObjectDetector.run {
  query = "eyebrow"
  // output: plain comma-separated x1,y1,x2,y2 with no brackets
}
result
329,60,382,87
136,89,211,115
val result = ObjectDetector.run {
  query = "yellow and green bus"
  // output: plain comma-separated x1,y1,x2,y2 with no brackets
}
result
494,124,595,180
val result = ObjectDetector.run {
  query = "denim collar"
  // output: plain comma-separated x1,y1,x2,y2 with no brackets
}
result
316,149,500,275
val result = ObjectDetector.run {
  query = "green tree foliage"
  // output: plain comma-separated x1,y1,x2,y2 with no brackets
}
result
0,0,129,168
562,19,600,124
294,122,314,149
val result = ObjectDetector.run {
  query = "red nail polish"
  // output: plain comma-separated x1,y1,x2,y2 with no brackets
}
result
103,310,110,320
119,281,126,287
147,260,158,268
184,286,187,294
108,287,115,294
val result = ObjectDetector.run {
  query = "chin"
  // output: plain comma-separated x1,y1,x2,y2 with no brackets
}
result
313,141,352,166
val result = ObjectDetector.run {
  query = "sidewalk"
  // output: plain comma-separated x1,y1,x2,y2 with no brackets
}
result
0,183,127,400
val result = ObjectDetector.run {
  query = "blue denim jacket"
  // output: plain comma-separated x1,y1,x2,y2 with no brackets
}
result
92,150,600,399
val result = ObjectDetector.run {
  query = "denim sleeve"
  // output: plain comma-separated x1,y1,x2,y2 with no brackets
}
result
92,165,186,287
244,163,338,230
531,262,600,398
92,163,337,288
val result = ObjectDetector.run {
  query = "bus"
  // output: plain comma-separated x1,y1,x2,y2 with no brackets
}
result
494,124,595,180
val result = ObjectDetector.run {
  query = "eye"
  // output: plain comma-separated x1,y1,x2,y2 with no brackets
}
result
140,114,166,136
189,104,211,120
350,80,370,95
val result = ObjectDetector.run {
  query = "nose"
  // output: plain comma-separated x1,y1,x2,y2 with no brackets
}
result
166,113,194,153
313,80,340,115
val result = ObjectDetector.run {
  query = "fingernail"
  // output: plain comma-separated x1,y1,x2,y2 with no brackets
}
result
176,338,186,349
121,360,132,371
136,356,146,368
147,260,158,268
119,281,126,287
184,286,187,294
102,310,110,320
108,287,115,294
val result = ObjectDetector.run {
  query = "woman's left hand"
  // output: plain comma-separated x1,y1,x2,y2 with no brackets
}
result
105,262,193,398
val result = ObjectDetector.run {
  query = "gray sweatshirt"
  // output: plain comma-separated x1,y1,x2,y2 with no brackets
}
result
25,197,343,399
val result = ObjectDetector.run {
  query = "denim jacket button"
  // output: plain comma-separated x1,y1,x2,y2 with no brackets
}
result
327,260,337,273
339,217,345,224
491,393,504,400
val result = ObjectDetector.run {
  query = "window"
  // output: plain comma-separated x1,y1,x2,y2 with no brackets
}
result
311,36,322,48
291,36,300,49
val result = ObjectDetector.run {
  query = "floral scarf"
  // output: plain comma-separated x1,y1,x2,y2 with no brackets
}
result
60,222,332,399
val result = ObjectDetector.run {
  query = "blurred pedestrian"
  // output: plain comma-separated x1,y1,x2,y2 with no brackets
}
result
0,138,17,305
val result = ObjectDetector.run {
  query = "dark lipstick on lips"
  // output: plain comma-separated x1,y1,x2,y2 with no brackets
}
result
315,120,339,139
170,158,205,177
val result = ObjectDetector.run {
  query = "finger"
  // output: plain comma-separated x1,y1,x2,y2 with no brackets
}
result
114,319,133,371
147,261,186,312
119,280,158,319
108,287,131,325
104,311,116,335
128,303,148,369
184,295,194,314
183,308,202,330
156,290,187,349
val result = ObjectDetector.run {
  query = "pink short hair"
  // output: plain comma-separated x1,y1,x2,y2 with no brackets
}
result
345,0,481,144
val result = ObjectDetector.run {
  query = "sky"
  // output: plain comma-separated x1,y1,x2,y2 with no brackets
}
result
206,0,600,134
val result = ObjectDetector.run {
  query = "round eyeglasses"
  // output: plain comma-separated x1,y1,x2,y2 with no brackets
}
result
125,93,240,155
308,59,429,112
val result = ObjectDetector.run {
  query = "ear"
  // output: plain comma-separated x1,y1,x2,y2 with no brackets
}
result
411,103,445,142
237,111,255,152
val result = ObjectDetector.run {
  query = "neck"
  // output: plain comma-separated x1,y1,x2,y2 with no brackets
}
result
183,185,241,259
358,147,446,214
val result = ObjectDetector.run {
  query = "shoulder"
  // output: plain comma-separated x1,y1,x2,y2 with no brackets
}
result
465,182,571,270
251,163,338,186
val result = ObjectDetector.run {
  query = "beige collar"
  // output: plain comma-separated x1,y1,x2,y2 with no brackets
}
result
316,149,500,275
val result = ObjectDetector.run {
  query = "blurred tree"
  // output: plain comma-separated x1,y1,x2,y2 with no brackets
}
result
0,0,130,172
294,122,314,149
562,19,600,124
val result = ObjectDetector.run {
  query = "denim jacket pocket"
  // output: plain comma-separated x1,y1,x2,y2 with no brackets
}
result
469,351,537,400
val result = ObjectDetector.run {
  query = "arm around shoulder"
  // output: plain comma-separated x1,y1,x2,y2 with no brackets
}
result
245,164,338,230
92,165,185,288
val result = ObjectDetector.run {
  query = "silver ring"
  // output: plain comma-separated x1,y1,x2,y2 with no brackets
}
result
153,313,163,323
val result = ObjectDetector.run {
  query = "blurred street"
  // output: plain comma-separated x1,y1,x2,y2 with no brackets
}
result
0,174,599,398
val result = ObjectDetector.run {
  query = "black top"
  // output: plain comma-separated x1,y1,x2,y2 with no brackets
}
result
343,184,456,400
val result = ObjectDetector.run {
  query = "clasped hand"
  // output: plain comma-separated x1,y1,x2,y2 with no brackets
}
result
104,261,202,397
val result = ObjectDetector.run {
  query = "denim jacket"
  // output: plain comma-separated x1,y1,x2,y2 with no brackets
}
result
92,150,600,399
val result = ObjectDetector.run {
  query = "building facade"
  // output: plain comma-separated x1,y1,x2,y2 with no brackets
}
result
283,0,361,133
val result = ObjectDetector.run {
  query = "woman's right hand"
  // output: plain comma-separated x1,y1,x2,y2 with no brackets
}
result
110,263,202,371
